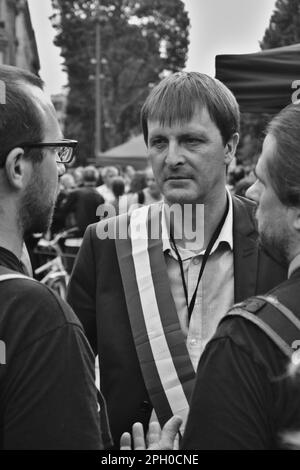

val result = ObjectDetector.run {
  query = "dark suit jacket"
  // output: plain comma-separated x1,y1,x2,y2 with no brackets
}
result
67,196,287,447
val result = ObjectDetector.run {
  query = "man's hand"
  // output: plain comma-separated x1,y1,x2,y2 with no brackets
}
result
120,416,182,450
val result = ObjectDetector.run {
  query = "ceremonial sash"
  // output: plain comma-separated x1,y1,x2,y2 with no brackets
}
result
115,204,195,432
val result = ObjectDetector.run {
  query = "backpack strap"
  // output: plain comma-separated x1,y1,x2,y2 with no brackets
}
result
225,295,300,359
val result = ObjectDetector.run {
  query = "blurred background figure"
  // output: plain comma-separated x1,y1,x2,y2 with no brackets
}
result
51,172,76,235
128,170,147,194
60,166,104,273
227,164,256,197
227,165,245,193
111,176,126,215
61,166,104,237
73,167,84,188
124,165,136,193
131,167,163,206
97,166,119,204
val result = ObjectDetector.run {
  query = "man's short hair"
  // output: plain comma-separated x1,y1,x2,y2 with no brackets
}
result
141,71,240,145
266,103,300,207
111,176,125,198
83,166,98,184
0,65,45,167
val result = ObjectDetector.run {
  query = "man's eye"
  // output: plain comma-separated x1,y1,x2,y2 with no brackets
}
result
150,139,167,149
185,138,202,145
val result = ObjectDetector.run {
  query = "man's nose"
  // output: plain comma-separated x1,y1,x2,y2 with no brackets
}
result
165,141,185,167
245,180,260,203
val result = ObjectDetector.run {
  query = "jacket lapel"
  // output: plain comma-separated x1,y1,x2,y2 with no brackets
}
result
232,196,259,303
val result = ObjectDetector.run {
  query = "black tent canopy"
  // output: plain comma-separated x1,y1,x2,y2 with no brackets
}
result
215,43,300,114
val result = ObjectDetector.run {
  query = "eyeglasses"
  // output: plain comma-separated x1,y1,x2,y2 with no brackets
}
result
19,139,78,164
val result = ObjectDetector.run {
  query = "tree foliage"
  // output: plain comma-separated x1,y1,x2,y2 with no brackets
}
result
238,0,300,166
260,0,300,49
51,0,190,164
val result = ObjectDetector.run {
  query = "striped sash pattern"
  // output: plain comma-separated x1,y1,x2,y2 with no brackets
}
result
115,204,195,431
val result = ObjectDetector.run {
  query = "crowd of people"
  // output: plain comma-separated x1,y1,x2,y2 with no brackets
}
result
51,165,163,235
0,64,300,451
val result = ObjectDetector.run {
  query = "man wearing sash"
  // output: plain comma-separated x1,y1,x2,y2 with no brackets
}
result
68,72,287,447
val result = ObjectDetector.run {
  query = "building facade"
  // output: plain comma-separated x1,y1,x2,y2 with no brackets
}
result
0,0,39,73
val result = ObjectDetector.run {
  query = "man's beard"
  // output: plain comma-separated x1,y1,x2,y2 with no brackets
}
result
258,226,290,266
19,174,56,236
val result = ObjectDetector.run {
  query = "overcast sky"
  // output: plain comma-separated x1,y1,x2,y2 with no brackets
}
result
28,0,277,95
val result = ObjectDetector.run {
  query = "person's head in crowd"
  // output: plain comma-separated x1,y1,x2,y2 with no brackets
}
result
0,65,72,241
60,173,75,193
141,71,240,206
129,170,147,193
124,165,136,191
125,165,136,180
111,176,125,199
73,167,84,187
102,166,119,189
145,167,161,199
82,166,98,187
246,103,300,265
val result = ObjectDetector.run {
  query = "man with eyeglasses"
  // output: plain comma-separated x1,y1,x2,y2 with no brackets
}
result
0,65,109,449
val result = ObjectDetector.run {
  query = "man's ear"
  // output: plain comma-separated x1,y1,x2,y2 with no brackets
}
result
224,133,239,166
5,148,31,190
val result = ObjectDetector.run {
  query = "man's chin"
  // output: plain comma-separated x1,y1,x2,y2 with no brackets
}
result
164,188,198,205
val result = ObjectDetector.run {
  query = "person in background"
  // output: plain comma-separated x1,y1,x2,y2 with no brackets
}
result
51,172,76,235
61,166,104,237
111,176,126,216
124,165,136,193
132,167,163,206
96,166,119,204
73,166,84,188
128,170,147,194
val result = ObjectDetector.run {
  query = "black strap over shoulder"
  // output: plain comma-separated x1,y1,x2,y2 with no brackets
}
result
225,295,300,359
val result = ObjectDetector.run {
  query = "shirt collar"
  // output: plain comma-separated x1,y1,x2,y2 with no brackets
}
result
161,187,233,255
288,253,300,278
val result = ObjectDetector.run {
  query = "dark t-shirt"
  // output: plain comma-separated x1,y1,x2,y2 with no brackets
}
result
182,315,300,450
0,247,102,449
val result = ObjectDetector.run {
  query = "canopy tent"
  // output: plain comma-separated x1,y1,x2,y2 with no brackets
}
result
215,43,300,114
97,134,148,169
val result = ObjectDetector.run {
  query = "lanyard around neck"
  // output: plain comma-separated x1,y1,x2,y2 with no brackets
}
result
170,199,229,322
